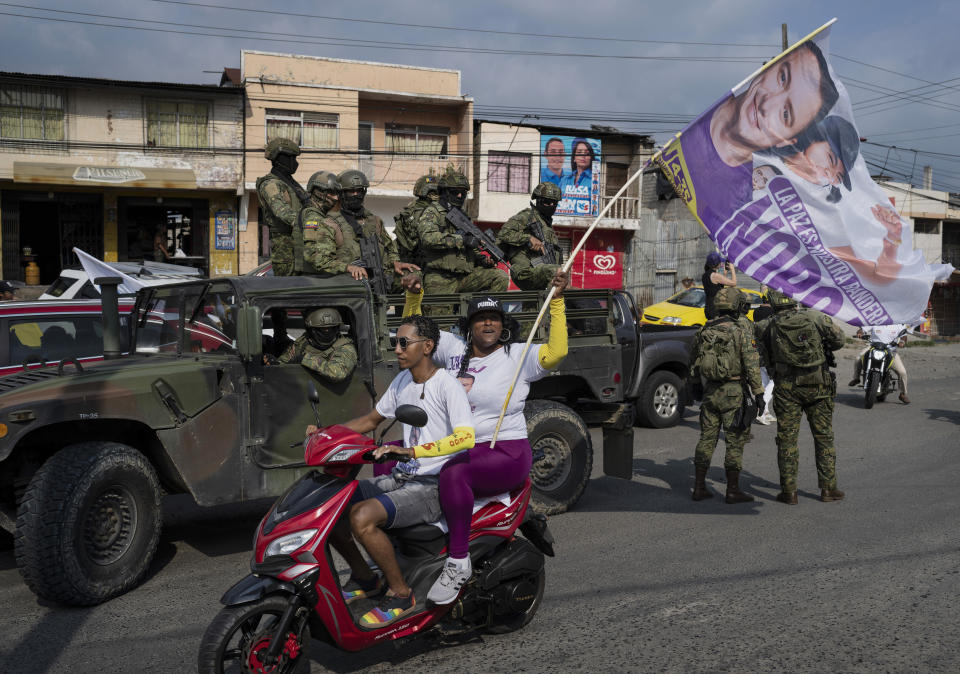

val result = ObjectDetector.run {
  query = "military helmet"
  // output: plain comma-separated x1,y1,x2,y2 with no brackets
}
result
532,182,562,201
439,170,470,192
414,174,440,198
264,137,301,161
713,287,742,313
307,170,341,194
305,307,342,328
767,289,798,311
337,169,369,191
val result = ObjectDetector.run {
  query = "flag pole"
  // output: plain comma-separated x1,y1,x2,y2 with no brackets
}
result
489,166,645,448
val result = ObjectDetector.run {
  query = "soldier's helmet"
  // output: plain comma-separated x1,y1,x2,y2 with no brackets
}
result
531,182,562,201
304,307,342,349
439,170,470,192
767,289,798,311
264,137,301,161
414,174,440,198
713,287,742,313
337,169,369,192
307,170,341,194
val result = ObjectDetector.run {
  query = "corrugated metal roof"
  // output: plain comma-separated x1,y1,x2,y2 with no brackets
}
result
0,70,240,95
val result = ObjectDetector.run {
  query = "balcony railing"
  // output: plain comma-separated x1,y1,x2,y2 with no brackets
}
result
599,194,639,220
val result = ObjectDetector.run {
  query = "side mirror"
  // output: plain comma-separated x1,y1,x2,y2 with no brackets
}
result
395,404,427,428
307,382,320,405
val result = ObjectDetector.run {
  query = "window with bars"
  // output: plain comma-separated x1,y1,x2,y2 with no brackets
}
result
385,124,448,156
145,100,209,148
265,109,338,149
0,84,64,140
487,151,530,193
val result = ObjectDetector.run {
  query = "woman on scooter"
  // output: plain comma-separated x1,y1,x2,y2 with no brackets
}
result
402,268,569,605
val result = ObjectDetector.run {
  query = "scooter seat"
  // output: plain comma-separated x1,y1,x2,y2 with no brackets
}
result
391,522,446,543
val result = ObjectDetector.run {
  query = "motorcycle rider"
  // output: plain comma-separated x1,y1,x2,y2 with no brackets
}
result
849,323,911,404
323,315,475,626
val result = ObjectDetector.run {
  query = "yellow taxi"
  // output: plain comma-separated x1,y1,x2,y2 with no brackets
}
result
641,286,764,327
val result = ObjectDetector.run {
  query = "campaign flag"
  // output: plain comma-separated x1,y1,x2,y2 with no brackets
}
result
654,20,953,326
540,135,602,217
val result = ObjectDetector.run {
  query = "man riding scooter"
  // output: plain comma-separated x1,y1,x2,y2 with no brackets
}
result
316,314,475,626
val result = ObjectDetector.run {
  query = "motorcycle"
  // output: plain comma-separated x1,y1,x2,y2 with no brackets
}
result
198,385,555,673
857,328,905,409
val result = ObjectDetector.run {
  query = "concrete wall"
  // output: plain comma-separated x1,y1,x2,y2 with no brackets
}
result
474,121,540,222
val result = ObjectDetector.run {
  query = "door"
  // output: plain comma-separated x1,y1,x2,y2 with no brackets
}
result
358,122,374,180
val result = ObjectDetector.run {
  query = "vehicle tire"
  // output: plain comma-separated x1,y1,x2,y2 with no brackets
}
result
877,372,891,402
14,442,161,606
635,370,685,428
524,400,592,516
198,595,310,674
864,371,878,409
485,565,545,635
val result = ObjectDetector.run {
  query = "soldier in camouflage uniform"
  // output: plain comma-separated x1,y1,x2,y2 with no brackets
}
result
394,174,439,266
297,171,346,276
755,290,846,504
497,182,564,290
257,138,308,277
414,170,508,301
690,287,765,504
328,170,419,291
277,307,357,383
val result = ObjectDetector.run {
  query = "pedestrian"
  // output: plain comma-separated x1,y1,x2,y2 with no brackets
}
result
690,287,764,503
702,252,737,320
755,290,846,504
257,138,307,277
496,182,564,290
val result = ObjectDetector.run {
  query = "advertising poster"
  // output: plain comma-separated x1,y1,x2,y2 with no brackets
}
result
214,210,236,251
540,135,602,217
654,22,953,326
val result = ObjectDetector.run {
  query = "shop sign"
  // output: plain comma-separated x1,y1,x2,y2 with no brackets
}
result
73,166,147,184
215,210,236,250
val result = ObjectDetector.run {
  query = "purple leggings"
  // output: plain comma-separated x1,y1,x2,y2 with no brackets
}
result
438,438,532,559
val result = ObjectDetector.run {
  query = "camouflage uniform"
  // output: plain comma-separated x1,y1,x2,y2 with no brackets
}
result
327,208,400,290
756,293,845,498
415,199,508,297
279,334,357,383
257,138,305,277
497,207,561,290
394,174,439,265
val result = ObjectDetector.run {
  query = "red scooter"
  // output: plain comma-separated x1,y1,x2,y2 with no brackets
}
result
198,386,554,673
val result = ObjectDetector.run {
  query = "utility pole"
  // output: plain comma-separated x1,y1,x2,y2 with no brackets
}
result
782,23,788,50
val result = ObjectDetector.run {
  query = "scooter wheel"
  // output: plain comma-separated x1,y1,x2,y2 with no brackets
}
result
197,596,310,674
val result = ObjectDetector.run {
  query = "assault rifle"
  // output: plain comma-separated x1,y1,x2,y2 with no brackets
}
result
527,217,563,266
445,206,507,266
357,234,391,296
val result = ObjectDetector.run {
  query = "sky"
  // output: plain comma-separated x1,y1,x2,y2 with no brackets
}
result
2,0,960,194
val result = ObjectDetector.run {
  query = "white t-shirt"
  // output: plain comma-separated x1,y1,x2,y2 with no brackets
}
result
375,367,473,477
433,331,546,442
865,324,907,349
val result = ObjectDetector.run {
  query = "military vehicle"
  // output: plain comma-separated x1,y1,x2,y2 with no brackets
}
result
0,275,695,605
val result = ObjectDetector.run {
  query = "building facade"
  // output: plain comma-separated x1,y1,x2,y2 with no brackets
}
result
0,72,244,283
238,51,473,273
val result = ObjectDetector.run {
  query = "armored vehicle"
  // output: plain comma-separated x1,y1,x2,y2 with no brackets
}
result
0,275,694,605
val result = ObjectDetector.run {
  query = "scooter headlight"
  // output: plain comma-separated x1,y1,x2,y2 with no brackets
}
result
265,529,318,557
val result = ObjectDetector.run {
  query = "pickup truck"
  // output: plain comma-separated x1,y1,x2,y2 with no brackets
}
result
0,275,695,606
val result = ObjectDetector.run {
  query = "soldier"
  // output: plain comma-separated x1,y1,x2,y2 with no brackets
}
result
394,174,439,266
328,169,419,292
496,182,563,290
276,307,357,383
690,287,764,504
415,170,508,298
257,138,307,277
755,290,846,504
297,171,346,276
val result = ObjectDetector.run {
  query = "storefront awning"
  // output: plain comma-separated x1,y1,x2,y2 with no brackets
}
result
13,161,196,189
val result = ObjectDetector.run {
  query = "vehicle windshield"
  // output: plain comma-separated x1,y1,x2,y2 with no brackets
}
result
670,288,705,308
135,283,238,354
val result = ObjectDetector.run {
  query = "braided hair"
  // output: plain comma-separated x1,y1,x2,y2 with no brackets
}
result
400,315,440,357
455,312,522,378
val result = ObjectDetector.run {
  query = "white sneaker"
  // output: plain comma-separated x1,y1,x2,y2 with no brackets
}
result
759,412,776,425
427,557,472,605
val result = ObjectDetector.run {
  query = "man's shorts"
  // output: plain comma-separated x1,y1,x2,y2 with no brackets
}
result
355,473,442,529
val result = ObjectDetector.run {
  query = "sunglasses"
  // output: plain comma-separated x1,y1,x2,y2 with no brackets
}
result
396,336,428,350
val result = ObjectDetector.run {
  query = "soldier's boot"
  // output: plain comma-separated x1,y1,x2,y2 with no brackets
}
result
691,467,714,501
724,469,754,504
776,491,798,505
820,488,845,502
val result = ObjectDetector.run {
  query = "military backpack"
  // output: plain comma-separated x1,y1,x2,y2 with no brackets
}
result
393,200,423,264
695,318,741,382
770,310,825,368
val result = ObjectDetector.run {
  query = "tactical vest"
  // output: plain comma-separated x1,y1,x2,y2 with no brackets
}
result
418,202,473,275
770,309,825,369
695,317,742,382
394,198,430,264
294,204,342,275
330,209,393,281
255,174,302,238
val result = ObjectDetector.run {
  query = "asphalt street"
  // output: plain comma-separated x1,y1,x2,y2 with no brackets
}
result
2,343,958,673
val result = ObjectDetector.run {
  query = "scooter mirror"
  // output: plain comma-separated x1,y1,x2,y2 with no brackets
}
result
307,382,320,405
395,404,428,428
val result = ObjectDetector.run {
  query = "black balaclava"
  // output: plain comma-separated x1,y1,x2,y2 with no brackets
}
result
534,197,558,223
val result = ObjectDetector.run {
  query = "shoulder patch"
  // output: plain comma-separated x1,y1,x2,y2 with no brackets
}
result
304,219,319,230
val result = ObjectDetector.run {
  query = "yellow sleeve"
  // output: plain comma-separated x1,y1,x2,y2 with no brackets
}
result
537,297,568,370
402,289,423,317
412,426,474,458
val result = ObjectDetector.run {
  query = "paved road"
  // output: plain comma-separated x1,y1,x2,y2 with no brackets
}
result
2,344,958,672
